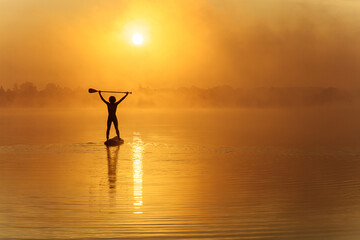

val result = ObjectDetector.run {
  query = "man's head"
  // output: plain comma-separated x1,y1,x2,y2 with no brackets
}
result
109,96,116,103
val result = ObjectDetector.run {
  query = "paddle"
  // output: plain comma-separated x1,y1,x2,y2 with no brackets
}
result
88,88,132,94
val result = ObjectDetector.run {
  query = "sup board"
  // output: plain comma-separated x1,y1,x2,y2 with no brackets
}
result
105,136,124,146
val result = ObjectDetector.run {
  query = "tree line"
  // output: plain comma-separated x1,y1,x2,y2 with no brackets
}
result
0,82,356,108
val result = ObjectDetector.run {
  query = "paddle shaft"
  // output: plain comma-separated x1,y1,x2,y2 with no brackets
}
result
100,90,132,94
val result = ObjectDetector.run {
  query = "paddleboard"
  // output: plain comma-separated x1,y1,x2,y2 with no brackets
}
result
105,136,124,146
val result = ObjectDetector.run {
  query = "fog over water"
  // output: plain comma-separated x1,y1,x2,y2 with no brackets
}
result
1,1,360,239
0,82,359,109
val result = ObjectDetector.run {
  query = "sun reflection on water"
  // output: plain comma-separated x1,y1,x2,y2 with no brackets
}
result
132,133,143,214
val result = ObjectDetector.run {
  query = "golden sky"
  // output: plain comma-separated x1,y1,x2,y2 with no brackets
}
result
0,0,360,89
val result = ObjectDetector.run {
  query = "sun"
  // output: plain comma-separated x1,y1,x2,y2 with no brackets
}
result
132,33,144,46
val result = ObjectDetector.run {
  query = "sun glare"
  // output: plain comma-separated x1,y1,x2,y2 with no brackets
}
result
132,33,144,46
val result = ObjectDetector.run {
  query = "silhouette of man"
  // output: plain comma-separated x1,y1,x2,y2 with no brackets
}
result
99,91,129,141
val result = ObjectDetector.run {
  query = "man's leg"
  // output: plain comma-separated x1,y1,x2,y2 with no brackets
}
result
106,118,111,141
114,117,120,140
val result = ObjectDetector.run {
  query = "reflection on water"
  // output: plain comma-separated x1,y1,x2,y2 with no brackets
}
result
106,145,120,191
132,132,144,214
1,109,360,239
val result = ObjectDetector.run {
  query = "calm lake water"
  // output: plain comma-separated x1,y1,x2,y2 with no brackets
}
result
0,108,360,239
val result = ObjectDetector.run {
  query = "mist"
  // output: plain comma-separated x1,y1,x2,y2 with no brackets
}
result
0,82,358,109
1,0,360,90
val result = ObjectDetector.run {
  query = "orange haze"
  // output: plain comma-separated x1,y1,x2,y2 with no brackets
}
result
1,0,360,90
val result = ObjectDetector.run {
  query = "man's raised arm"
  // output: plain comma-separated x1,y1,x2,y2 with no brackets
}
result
99,91,108,104
115,92,129,104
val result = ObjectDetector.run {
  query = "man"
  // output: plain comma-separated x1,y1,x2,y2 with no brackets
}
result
99,91,129,141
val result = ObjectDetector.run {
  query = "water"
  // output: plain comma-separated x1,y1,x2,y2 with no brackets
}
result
0,108,360,239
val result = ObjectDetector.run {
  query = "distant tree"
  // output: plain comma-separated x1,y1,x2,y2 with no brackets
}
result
19,82,37,95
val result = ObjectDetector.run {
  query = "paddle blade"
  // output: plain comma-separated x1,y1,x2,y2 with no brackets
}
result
88,88,98,93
